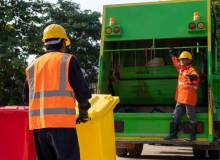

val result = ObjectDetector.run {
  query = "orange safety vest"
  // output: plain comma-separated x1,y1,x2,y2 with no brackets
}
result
26,52,76,130
172,57,200,106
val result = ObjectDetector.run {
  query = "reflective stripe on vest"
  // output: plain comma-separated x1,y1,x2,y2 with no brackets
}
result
29,108,76,117
28,53,76,100
178,82,197,89
29,90,76,99
177,63,180,68
177,63,190,76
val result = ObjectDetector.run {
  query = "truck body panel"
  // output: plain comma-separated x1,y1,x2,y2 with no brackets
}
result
98,0,219,157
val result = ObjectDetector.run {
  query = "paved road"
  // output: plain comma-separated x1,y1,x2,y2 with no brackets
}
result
116,144,219,160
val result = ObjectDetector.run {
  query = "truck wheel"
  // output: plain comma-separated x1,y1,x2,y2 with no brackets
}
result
116,148,128,157
193,149,206,159
208,150,220,159
128,144,143,157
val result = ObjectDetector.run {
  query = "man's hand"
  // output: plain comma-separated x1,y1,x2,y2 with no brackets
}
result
168,46,175,58
76,108,89,124
187,74,197,82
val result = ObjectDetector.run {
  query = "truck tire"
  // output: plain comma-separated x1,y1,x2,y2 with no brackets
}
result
116,148,127,157
128,144,143,157
208,150,220,159
193,149,206,159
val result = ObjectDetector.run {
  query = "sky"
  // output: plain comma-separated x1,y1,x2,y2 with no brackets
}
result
46,0,161,14
28,0,162,62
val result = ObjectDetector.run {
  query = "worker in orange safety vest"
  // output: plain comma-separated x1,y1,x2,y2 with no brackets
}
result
163,46,200,142
22,24,92,160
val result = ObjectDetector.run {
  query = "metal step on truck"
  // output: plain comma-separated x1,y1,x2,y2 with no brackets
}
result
98,0,220,159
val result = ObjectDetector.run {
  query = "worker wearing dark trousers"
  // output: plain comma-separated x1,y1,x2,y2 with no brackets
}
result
22,24,92,160
163,47,200,142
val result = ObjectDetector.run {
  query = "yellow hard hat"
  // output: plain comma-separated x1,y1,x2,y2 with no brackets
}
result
42,24,70,46
178,51,192,60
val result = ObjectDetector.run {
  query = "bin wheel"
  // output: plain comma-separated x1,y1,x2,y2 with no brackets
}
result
208,150,220,159
116,148,128,157
193,149,206,159
128,144,143,157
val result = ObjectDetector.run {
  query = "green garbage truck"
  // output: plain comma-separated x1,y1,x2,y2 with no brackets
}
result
98,0,220,159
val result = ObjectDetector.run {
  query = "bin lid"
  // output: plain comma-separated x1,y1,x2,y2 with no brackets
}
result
0,106,29,115
75,94,119,121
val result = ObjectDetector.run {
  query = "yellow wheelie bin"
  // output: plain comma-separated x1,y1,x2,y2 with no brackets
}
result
76,94,119,160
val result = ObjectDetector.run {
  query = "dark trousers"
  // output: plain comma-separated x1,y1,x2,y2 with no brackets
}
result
172,102,197,123
33,128,80,160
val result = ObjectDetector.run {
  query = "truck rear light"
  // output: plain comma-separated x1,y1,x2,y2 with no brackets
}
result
189,23,196,30
105,27,112,34
113,27,120,33
197,123,204,133
197,22,205,29
114,121,124,132
181,121,204,134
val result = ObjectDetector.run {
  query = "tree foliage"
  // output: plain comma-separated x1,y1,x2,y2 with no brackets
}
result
212,0,220,37
0,0,45,105
41,0,101,86
0,0,101,105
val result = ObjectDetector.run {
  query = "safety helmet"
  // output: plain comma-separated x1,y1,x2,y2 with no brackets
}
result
42,24,70,46
178,51,192,60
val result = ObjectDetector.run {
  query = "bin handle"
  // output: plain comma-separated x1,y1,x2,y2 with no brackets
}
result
83,117,91,121
86,107,94,122
3,112,13,114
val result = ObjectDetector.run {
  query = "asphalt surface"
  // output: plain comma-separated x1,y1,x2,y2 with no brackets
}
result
116,144,219,160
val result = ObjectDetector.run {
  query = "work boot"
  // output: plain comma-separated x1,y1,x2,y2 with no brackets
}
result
163,122,179,140
184,123,197,142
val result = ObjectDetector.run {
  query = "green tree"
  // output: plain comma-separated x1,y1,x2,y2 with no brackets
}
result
0,0,46,105
0,0,101,105
212,0,220,43
41,0,101,88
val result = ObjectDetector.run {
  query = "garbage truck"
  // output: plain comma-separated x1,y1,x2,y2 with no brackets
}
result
98,0,220,159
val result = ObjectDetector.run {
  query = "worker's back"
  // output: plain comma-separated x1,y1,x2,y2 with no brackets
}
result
26,51,76,130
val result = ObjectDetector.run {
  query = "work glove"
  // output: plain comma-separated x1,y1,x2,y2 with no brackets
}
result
76,103,91,124
168,46,175,58
187,74,197,82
